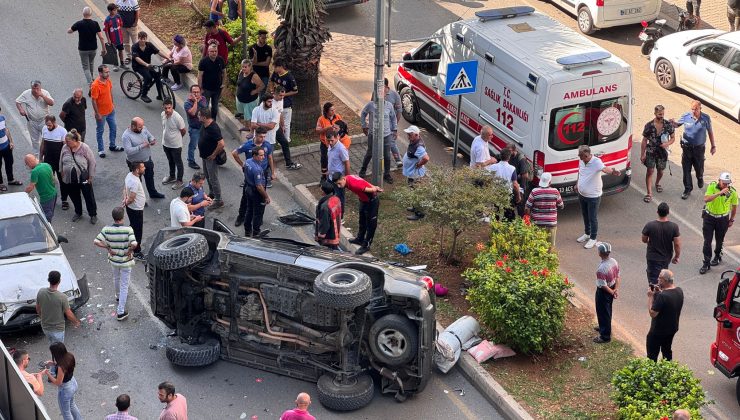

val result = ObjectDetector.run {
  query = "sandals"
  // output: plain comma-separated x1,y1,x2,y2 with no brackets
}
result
655,184,663,193
0,184,6,192
8,180,22,186
643,194,652,203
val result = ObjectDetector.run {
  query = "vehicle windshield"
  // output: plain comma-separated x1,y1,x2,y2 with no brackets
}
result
548,96,629,151
684,33,721,47
0,214,57,258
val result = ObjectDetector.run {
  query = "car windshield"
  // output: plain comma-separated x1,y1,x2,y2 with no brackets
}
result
0,214,57,258
684,33,721,47
548,96,629,151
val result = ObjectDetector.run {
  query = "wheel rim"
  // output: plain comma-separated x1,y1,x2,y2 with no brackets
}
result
376,328,407,358
578,11,590,32
120,72,141,99
327,272,358,287
402,93,415,115
656,62,673,87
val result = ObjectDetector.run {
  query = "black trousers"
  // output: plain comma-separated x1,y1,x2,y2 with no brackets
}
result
244,186,266,235
193,218,205,228
275,127,293,166
136,67,161,97
681,143,704,192
163,146,184,181
357,197,379,247
646,332,676,361
320,142,328,178
702,214,729,263
360,134,392,176
127,158,161,197
125,206,144,253
595,287,613,340
162,63,190,85
42,141,69,201
67,182,96,217
0,146,15,184
203,89,221,119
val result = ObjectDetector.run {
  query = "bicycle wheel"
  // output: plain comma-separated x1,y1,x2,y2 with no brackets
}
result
120,70,142,100
161,83,176,109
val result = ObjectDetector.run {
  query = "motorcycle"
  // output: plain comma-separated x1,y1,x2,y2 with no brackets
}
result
639,5,697,56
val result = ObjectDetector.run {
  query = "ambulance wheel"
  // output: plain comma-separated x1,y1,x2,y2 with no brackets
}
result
577,7,595,35
400,87,420,123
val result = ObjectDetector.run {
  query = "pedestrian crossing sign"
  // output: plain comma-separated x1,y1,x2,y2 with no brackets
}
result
445,60,478,96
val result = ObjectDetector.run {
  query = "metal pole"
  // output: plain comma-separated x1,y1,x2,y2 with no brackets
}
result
240,0,248,61
372,0,386,186
452,95,462,167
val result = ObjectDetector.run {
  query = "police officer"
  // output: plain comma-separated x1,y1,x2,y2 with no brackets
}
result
699,172,737,274
673,100,716,200
243,147,271,237
233,127,272,227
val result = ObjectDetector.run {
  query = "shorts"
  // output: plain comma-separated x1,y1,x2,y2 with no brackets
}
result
644,152,667,170
686,0,701,16
113,43,124,51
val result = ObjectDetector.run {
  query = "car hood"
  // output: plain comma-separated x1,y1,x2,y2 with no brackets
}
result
655,29,724,50
0,248,78,303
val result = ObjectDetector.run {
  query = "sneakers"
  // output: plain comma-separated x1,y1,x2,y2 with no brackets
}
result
358,172,367,178
593,336,610,344
116,312,129,321
699,263,710,275
140,95,152,103
112,66,120,72
576,234,590,243
396,160,403,168
266,181,272,188
90,216,97,224
348,237,363,245
171,181,184,190
681,191,691,200
209,200,225,210
150,193,166,199
109,145,124,152
235,216,244,227
584,239,597,249
383,175,394,184
286,163,302,170
188,161,201,170
710,254,722,266
697,179,704,189
133,252,146,261
162,176,176,185
171,84,182,91
355,246,370,255
72,214,83,222
99,151,106,158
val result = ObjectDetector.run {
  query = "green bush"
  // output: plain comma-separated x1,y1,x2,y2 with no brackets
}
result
611,358,709,419
464,217,571,353
223,0,268,84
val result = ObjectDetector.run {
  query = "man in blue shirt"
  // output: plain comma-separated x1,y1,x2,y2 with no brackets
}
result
233,127,273,227
243,147,270,237
184,172,212,228
403,125,429,221
359,95,397,183
674,100,715,199
183,85,209,169
327,131,349,219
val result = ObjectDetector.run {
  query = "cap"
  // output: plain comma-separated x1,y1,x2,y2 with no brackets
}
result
173,34,185,44
539,172,552,188
719,172,732,183
404,125,420,134
597,242,612,254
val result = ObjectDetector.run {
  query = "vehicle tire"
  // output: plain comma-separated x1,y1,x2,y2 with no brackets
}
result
316,373,375,411
152,233,209,271
314,268,372,310
577,7,595,35
736,377,740,406
654,59,677,89
120,70,142,100
400,86,419,123
368,314,419,367
165,336,220,367
162,83,177,109
640,40,654,56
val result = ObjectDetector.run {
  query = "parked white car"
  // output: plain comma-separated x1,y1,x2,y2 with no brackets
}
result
649,30,740,122
0,193,89,332
549,0,661,34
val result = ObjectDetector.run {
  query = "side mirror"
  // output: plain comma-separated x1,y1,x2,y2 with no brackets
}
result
57,235,69,244
686,49,694,56
714,305,725,320
716,278,730,304
402,52,415,70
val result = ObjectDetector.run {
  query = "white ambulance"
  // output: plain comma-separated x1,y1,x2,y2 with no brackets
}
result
394,6,633,202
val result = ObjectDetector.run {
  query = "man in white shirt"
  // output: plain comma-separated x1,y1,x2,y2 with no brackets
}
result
170,188,203,227
15,81,55,155
575,145,621,249
470,125,497,171
489,147,520,220
122,161,147,260
250,94,280,145
161,99,186,189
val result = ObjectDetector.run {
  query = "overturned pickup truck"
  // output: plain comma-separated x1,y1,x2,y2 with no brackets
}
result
147,221,436,411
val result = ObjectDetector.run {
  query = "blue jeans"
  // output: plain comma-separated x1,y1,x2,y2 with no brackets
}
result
58,377,83,420
45,329,65,344
96,109,117,152
187,126,200,164
578,194,601,240
40,195,57,222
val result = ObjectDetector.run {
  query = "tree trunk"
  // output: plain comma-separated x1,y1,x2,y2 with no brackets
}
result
291,68,322,133
447,230,461,262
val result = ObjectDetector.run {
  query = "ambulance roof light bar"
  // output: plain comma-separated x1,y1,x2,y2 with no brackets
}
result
556,51,612,70
475,6,535,22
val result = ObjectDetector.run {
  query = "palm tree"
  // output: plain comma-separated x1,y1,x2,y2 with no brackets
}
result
272,0,332,133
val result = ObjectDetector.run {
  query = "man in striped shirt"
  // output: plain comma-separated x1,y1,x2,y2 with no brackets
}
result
525,172,563,249
94,207,137,321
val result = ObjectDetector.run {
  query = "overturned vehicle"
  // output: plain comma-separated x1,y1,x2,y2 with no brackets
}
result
147,222,436,411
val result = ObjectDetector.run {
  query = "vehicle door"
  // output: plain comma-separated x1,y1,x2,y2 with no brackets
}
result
600,0,660,23
406,40,444,124
713,49,740,115
714,273,740,375
679,42,731,95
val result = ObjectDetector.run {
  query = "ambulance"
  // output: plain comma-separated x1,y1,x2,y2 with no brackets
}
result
394,6,633,202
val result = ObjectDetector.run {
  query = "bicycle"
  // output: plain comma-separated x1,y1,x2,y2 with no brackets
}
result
119,64,176,108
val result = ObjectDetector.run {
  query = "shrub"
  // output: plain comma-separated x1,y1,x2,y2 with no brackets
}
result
223,0,268,84
465,217,571,353
611,358,709,419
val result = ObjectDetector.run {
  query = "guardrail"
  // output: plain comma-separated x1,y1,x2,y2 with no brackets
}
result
0,340,50,420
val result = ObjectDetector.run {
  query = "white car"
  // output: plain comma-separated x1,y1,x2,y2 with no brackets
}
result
649,30,740,122
0,193,89,332
549,0,661,34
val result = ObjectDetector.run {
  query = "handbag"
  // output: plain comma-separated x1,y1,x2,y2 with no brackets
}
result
71,151,90,184
102,43,119,66
215,149,228,165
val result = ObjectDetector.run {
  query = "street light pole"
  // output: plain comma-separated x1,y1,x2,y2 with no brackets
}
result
240,0,248,60
372,0,387,186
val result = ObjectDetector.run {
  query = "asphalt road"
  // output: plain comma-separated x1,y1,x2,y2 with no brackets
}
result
0,1,500,419
315,0,740,417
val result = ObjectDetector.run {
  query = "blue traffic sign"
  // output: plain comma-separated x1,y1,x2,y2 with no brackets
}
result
445,60,478,96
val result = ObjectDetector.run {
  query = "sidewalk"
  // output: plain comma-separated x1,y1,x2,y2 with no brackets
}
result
661,0,731,30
